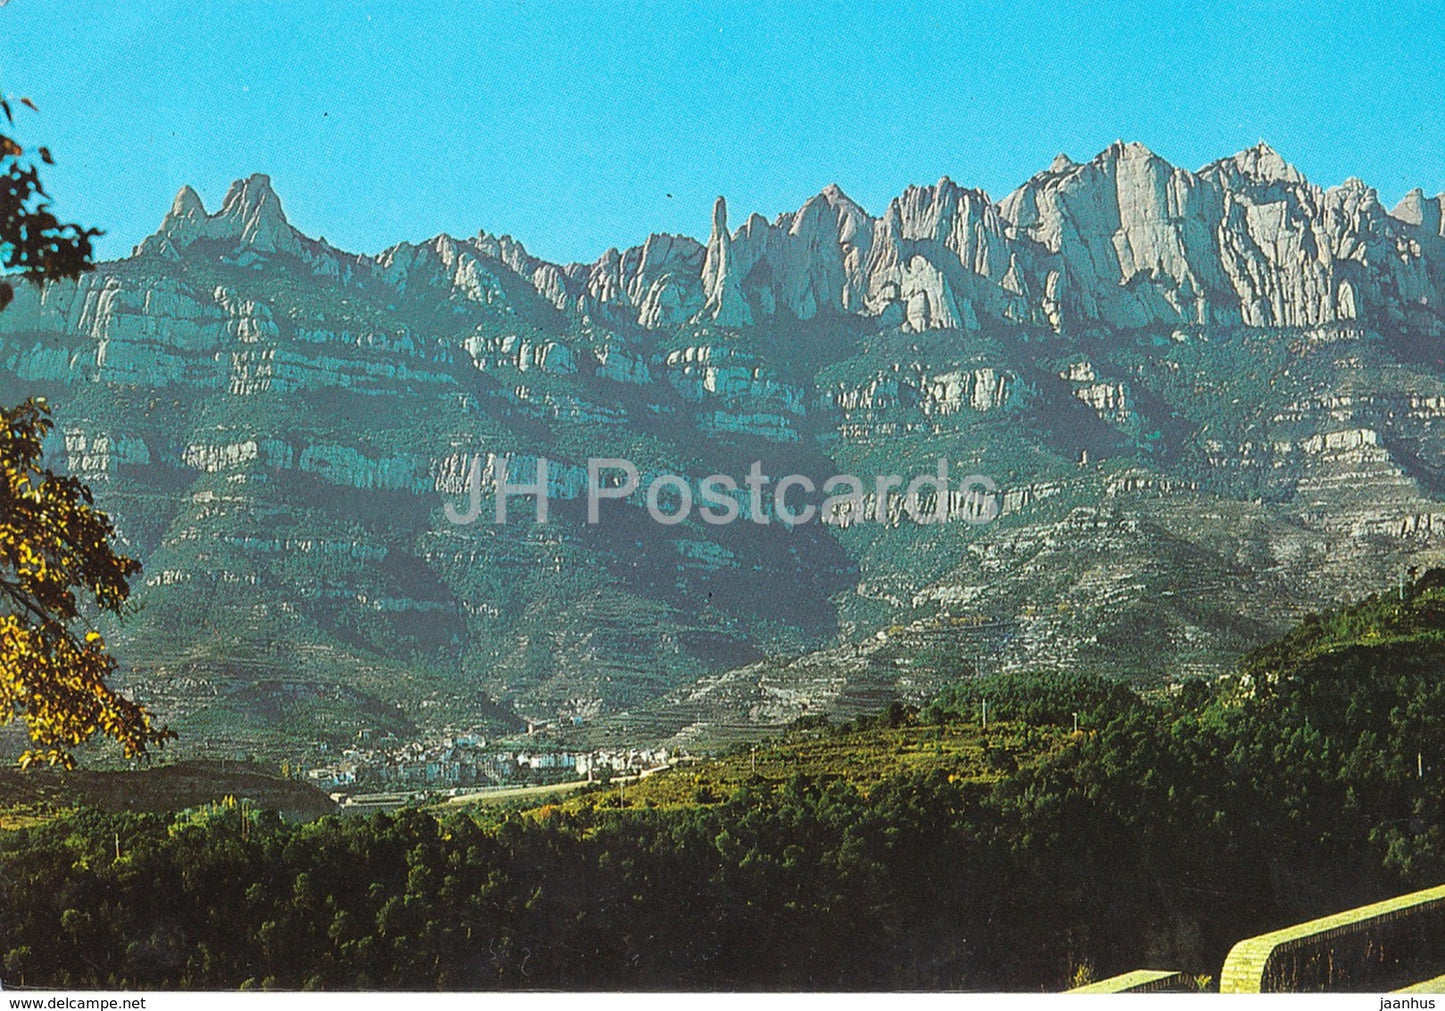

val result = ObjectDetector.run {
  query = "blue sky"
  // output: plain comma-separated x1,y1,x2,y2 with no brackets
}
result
2,0,1442,265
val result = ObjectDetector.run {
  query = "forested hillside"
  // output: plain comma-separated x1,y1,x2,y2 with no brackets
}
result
3,576,1445,990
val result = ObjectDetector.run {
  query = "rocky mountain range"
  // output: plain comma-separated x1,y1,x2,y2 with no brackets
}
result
133,141,1445,337
3,141,1445,759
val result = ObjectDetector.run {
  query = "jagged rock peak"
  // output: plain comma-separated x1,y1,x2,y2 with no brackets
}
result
137,172,302,259
171,184,205,219
1393,188,1445,236
1048,153,1075,172
1334,176,1376,202
1213,141,1304,184
218,174,296,252
1394,188,1428,224
698,195,751,326
473,229,543,269
220,173,284,218
134,186,208,257
710,195,729,238
818,182,868,216
1098,140,1161,163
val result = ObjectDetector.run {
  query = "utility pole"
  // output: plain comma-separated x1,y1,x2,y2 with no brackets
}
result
751,745,757,777
1073,712,1079,734
1420,751,1424,780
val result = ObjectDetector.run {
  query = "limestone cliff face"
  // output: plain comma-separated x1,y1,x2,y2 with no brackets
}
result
7,146,1445,751
995,141,1444,332
1200,147,1436,329
593,231,707,329
863,179,1012,330
688,180,1008,332
1000,143,1230,328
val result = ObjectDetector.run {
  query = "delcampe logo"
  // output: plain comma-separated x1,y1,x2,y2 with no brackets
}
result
444,455,1001,527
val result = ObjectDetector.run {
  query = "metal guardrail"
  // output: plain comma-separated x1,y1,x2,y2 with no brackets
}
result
1066,969,1189,993
1396,973,1445,993
1220,883,1445,992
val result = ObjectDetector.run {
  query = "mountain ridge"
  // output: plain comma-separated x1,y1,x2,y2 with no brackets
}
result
6,141,1445,760
131,142,1445,340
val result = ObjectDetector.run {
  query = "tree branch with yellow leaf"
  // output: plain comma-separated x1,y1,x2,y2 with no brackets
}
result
0,86,171,767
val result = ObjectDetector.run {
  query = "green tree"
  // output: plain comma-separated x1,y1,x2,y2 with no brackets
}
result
0,89,98,309
0,86,169,766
